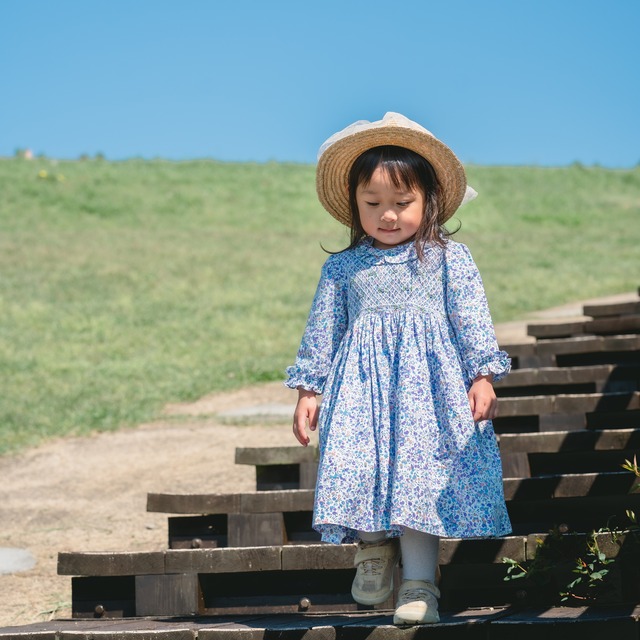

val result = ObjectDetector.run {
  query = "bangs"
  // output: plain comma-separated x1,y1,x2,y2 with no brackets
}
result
350,145,434,194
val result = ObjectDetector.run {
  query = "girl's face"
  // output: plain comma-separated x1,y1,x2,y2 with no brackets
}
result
355,166,425,250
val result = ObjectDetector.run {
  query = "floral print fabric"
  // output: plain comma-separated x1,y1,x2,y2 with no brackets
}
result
285,238,512,544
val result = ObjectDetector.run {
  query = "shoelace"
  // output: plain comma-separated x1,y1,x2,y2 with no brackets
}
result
398,587,434,603
361,558,387,575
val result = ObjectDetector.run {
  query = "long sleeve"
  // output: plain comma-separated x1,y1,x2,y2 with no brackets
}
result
285,255,349,394
444,242,510,384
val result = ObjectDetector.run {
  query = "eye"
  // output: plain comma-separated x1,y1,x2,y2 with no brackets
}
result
365,201,379,207
397,201,412,207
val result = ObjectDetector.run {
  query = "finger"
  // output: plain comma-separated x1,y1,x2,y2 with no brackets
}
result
309,406,319,431
468,392,476,416
292,413,309,446
293,421,310,446
473,399,488,422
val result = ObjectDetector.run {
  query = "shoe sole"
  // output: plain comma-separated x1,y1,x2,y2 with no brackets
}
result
393,615,440,625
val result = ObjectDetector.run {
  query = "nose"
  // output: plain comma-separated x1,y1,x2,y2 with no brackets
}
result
381,208,397,222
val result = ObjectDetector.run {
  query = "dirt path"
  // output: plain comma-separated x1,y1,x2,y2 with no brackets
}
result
0,383,297,627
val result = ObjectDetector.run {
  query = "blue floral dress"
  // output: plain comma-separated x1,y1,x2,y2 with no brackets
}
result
285,238,512,544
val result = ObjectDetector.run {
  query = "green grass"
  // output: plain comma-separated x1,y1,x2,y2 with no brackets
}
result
1,158,638,453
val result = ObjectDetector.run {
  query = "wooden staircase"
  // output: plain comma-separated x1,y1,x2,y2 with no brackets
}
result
2,293,640,638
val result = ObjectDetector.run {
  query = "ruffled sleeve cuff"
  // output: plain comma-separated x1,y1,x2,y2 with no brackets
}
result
283,365,325,394
466,351,511,383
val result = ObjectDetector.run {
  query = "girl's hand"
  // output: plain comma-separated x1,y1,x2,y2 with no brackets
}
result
293,388,319,447
468,374,498,422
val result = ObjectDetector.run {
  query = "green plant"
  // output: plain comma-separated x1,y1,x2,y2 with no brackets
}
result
502,457,640,605
502,527,625,605
558,532,616,603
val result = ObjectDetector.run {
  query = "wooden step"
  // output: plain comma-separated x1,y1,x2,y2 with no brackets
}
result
6,605,640,640
584,299,640,318
147,489,316,548
148,469,640,548
494,364,640,397
493,391,640,433
535,334,640,367
498,428,640,455
504,471,637,500
235,447,318,491
148,489,314,515
502,334,640,370
57,531,639,618
527,315,640,340
499,428,640,477
58,537,529,577
150,472,639,515
497,391,640,418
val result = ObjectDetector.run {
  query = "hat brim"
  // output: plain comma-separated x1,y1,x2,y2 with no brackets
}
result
316,124,467,227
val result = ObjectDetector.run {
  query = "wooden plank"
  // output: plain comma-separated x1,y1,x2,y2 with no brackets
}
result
507,494,640,534
235,446,318,466
527,315,640,340
2,618,198,640
589,314,640,335
148,493,241,514
587,409,640,429
70,575,136,618
238,490,314,514
227,513,286,547
498,428,640,454
281,544,356,570
439,536,526,564
525,531,630,561
554,391,639,413
198,568,358,615
503,471,637,500
501,452,531,478
164,547,281,574
488,605,640,640
500,342,540,370
135,574,199,616
498,396,553,416
527,320,586,339
148,490,314,515
168,514,227,549
438,563,516,610
494,364,640,389
199,622,335,640
334,608,501,639
58,552,165,576
535,334,640,357
2,607,640,640
299,461,319,490
498,392,640,417
583,300,640,318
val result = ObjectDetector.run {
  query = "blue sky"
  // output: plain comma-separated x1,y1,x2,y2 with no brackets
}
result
1,0,638,167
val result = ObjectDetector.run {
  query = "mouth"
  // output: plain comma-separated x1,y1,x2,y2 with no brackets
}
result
378,228,399,234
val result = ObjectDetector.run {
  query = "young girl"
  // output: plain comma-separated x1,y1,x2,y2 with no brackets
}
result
285,112,511,625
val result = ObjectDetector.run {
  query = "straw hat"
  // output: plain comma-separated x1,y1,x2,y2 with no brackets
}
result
316,112,476,226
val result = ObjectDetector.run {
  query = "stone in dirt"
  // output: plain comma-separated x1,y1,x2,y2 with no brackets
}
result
0,548,36,575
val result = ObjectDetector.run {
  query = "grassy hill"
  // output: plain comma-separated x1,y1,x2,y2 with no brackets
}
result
0,158,638,453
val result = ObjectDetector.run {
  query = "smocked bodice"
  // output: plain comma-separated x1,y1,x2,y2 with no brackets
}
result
348,241,445,321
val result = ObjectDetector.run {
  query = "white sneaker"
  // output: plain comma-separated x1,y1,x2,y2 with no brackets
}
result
351,538,400,605
393,580,440,625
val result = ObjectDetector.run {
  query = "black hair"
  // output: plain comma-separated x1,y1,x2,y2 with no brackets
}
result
336,145,456,260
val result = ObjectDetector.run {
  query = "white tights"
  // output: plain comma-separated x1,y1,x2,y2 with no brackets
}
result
359,527,440,583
